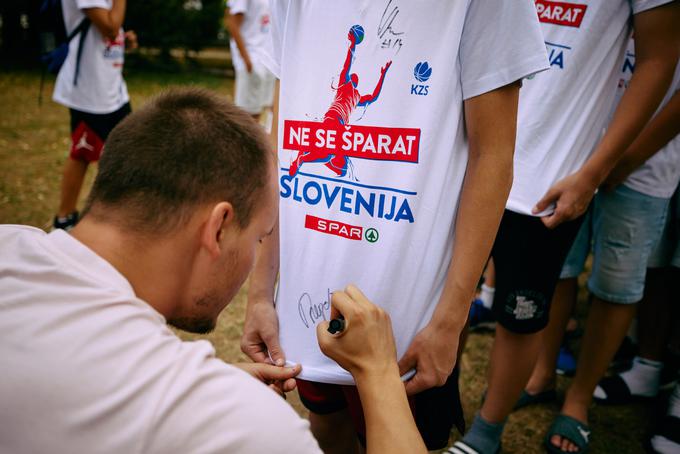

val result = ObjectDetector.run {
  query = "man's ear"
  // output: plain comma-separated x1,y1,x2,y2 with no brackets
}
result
201,202,235,258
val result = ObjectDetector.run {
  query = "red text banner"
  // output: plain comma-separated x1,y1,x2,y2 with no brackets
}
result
283,120,420,163
535,0,587,27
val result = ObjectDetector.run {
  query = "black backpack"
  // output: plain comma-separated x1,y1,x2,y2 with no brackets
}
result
38,0,91,102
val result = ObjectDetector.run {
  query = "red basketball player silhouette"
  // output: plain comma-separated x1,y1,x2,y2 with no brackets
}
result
288,27,392,177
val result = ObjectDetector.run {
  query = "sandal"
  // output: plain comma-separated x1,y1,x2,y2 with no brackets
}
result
545,414,591,454
514,389,557,410
446,440,501,454
593,374,654,405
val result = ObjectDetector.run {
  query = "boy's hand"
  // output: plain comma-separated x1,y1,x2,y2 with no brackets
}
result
397,322,459,395
235,362,301,398
124,30,138,50
241,298,286,366
317,285,399,380
533,170,597,229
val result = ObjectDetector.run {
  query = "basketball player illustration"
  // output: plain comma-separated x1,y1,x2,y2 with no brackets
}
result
288,25,392,177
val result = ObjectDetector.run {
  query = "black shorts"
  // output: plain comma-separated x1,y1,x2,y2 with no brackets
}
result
297,366,464,450
491,209,584,334
69,103,131,162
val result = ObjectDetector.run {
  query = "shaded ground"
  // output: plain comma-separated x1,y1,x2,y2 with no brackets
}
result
0,69,650,453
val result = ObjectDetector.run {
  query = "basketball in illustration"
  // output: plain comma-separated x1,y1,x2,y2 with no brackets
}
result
350,24,365,44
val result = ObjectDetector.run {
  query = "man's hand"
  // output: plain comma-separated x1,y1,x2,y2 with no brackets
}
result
397,322,459,396
241,298,286,366
124,30,138,50
235,362,301,398
316,285,399,380
532,170,597,229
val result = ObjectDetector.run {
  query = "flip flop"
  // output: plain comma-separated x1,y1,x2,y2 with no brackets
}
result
445,440,501,454
545,414,591,454
514,388,557,410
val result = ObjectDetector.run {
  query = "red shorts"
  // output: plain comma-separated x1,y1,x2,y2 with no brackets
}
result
296,366,464,450
69,103,131,162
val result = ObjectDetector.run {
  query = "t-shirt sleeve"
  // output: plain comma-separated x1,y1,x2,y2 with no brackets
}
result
75,0,110,9
227,0,247,16
260,0,289,78
145,341,321,454
459,0,549,100
632,0,675,14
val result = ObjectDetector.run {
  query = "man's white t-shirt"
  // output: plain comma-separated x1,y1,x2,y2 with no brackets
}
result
0,226,320,454
228,0,271,72
506,0,675,216
264,0,549,384
53,0,130,114
620,49,680,199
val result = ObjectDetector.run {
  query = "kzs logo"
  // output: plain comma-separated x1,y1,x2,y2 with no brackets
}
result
411,61,431,96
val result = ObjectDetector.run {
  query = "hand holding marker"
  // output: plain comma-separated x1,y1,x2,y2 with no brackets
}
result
316,285,399,378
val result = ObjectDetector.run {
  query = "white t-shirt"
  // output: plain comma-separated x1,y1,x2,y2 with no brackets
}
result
506,0,674,216
53,0,130,114
0,226,320,454
228,0,271,72
621,49,680,199
264,0,548,384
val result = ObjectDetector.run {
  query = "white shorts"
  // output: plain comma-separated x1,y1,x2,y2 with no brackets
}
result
234,64,275,115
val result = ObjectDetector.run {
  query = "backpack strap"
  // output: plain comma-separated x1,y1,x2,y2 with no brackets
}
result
66,17,90,85
72,19,91,86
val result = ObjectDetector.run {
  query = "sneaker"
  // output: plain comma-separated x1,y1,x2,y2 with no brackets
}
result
53,211,79,231
556,345,577,376
468,298,496,331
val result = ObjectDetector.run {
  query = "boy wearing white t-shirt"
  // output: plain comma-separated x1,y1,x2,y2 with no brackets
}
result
225,0,275,119
467,2,680,454
52,0,133,231
242,1,549,451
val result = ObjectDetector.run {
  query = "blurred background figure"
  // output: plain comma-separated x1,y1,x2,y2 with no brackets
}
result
224,0,274,131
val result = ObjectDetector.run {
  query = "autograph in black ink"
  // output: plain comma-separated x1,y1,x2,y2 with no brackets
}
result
297,289,332,328
378,0,405,53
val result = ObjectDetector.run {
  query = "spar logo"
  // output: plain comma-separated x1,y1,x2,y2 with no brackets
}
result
411,61,432,96
535,0,587,28
305,215,380,242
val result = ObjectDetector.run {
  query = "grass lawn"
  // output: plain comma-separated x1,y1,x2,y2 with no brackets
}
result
0,68,650,453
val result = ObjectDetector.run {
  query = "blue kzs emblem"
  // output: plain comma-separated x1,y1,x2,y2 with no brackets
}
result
413,62,432,82
411,61,431,96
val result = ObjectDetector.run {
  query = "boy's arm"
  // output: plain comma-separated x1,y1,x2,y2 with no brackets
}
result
318,286,427,454
242,82,284,364
604,88,680,190
226,10,253,72
397,81,520,395
83,0,126,41
534,3,680,228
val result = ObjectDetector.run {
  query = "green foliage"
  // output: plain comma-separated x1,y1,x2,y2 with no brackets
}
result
125,0,224,55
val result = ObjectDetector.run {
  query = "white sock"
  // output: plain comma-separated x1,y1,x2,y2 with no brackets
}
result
595,356,662,399
479,284,495,309
668,383,680,419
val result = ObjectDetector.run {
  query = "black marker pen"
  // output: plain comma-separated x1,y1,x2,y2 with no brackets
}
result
327,316,345,334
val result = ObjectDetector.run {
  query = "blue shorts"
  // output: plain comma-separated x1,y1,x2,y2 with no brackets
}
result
648,187,680,269
560,185,670,304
